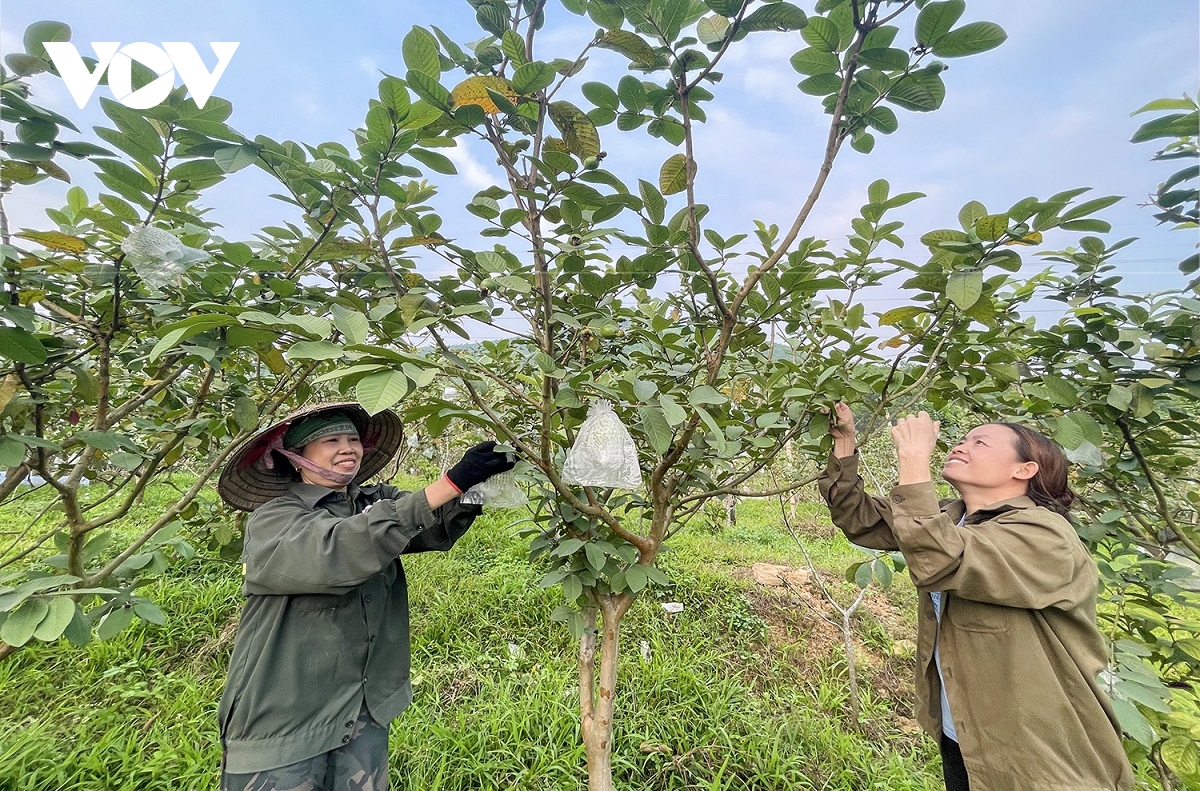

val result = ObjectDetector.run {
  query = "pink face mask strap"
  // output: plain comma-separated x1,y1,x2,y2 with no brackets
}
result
258,425,356,486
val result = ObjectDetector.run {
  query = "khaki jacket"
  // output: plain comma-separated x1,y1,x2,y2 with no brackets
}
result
819,453,1134,791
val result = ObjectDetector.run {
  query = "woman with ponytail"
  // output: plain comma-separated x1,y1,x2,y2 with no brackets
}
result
818,404,1133,791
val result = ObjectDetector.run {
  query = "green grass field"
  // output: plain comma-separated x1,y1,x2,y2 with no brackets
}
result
1,481,944,791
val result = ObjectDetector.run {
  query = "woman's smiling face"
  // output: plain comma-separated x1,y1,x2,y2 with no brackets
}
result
942,424,1037,491
298,431,362,487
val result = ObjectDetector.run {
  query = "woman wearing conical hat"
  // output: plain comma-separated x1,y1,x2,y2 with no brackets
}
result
215,402,514,791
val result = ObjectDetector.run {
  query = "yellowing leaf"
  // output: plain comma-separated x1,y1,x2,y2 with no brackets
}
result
1002,230,1043,246
0,373,21,412
451,76,517,114
389,235,447,250
879,305,925,325
548,101,601,159
16,231,87,254
659,153,694,195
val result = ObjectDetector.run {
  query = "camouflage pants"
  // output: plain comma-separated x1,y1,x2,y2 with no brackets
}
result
221,703,389,791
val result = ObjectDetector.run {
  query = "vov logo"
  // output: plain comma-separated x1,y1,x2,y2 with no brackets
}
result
44,42,239,110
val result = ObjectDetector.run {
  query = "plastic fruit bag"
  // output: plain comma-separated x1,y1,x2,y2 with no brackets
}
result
460,467,528,507
562,400,643,489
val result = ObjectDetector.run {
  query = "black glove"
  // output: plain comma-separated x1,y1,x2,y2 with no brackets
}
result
446,441,516,492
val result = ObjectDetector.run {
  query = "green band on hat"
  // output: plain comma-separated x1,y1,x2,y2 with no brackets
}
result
284,412,358,449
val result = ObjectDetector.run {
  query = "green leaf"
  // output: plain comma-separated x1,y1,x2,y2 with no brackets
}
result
214,145,258,173
1060,195,1122,221
915,0,965,46
0,327,47,364
618,76,647,113
402,27,442,77
332,306,370,345
790,47,839,76
475,1,510,38
659,153,691,196
698,15,730,46
853,561,873,588
409,148,457,175
285,341,343,361
378,76,411,115
801,16,841,52
858,47,909,71
946,270,983,309
0,436,25,468
584,543,607,573
640,179,666,224
1,597,48,647
957,200,987,231
596,30,657,68
688,384,727,406
1162,737,1200,784
1110,698,1155,746
31,597,76,642
582,81,619,111
406,70,452,110
872,558,893,588
886,73,946,112
864,106,899,134
61,606,92,647
799,73,842,96
703,0,743,16
133,601,167,625
512,62,556,94
562,574,583,602
233,396,259,433
932,21,1007,58
355,370,412,414
501,30,528,66
741,3,807,32
639,406,674,454
625,564,649,593
24,21,72,64
658,394,687,426
850,130,875,154
97,606,136,641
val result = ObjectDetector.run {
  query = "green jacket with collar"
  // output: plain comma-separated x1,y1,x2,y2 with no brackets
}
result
218,481,480,774
819,453,1133,791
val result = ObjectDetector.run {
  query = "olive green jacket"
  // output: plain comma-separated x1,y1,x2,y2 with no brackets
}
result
218,481,480,774
819,453,1133,791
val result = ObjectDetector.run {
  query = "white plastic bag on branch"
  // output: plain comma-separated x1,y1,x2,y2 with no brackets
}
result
460,466,528,508
121,225,210,291
562,400,643,489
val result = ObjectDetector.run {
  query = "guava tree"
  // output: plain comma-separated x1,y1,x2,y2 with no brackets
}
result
0,23,348,659
226,1,1130,785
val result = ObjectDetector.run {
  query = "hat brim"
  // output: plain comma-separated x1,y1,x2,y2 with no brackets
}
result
217,401,404,512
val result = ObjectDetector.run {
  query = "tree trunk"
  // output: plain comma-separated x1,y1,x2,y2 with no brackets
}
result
578,594,631,791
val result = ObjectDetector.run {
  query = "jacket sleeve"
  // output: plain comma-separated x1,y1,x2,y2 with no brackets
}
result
243,489,477,594
888,482,1090,610
816,453,901,551
376,484,482,555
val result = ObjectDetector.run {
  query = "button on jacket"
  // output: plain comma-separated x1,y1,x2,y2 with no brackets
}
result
818,453,1133,791
218,481,481,774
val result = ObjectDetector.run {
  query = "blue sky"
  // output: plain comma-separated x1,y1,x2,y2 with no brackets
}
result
3,1,1198,307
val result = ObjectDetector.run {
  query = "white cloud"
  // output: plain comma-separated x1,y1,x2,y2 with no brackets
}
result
356,56,378,77
445,140,502,192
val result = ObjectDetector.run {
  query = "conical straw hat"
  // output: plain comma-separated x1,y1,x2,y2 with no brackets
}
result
217,401,403,512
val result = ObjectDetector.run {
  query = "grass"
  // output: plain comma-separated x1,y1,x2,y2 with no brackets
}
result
0,479,942,791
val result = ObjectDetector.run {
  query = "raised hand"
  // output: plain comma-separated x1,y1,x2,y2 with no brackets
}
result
445,441,517,493
827,401,857,458
891,412,940,485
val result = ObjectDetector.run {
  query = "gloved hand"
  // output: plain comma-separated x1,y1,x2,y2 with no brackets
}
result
445,441,516,492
